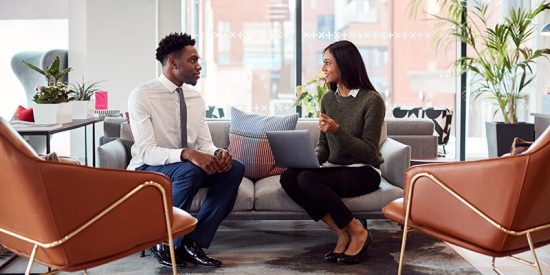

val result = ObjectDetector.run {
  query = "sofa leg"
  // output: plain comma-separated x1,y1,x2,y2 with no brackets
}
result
140,250,146,257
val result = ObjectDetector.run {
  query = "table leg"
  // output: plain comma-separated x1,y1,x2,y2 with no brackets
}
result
92,123,96,167
46,135,51,154
84,126,88,166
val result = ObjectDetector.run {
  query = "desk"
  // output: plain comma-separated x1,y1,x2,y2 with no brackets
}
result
13,117,104,166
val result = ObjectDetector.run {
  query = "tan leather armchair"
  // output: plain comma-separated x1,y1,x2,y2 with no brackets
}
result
0,118,197,275
383,126,550,275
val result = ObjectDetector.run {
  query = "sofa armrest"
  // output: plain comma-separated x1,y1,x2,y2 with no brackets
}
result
97,138,133,169
380,138,411,188
100,117,127,146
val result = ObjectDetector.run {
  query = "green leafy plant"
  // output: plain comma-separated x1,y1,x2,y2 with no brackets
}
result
294,72,330,118
23,56,72,104
33,82,70,104
23,56,71,86
69,79,102,101
412,0,550,124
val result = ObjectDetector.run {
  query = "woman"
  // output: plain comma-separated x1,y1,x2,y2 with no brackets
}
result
280,40,385,265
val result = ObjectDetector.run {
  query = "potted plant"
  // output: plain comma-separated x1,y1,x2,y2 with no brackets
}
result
23,56,73,124
294,72,330,118
421,0,550,156
69,79,102,119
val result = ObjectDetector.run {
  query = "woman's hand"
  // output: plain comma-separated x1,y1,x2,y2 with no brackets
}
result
319,113,339,133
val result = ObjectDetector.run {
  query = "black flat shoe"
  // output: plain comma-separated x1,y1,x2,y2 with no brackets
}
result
178,240,222,267
337,231,373,265
151,244,186,268
323,251,342,262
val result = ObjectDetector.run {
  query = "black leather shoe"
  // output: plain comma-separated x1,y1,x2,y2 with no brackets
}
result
324,251,342,262
178,240,222,267
151,244,186,268
337,231,373,265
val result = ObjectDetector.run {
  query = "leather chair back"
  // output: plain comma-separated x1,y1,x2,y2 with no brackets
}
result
510,126,550,246
385,125,550,257
0,118,197,272
0,118,71,265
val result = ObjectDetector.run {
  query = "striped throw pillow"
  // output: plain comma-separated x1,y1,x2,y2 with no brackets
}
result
228,107,299,179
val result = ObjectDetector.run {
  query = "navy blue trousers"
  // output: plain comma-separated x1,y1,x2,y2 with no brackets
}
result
137,159,245,248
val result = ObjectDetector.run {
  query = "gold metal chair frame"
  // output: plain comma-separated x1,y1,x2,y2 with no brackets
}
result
398,172,550,275
0,181,179,275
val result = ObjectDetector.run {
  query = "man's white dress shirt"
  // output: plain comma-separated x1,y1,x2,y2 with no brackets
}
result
127,74,218,170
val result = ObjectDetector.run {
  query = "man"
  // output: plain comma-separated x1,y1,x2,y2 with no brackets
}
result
127,32,245,268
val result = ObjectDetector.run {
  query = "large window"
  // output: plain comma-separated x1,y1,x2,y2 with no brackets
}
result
185,0,535,159
0,18,69,155
463,0,533,159
302,0,457,157
185,0,295,116
0,19,69,119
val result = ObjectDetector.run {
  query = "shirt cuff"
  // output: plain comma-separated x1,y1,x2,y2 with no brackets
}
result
169,148,184,163
208,146,219,156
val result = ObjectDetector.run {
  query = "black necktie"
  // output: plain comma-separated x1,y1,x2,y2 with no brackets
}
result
176,87,187,148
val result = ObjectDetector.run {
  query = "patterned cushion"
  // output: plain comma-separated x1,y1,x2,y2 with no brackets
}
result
228,108,299,180
510,137,533,156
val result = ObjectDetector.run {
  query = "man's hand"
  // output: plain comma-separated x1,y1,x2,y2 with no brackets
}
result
215,148,233,173
319,113,339,133
181,149,221,175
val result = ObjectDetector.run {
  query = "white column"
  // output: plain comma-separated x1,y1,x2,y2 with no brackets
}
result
69,0,160,164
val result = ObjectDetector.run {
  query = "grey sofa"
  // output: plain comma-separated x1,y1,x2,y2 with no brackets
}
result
386,118,439,158
98,118,435,219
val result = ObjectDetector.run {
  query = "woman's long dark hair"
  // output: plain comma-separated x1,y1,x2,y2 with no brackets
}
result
324,40,376,93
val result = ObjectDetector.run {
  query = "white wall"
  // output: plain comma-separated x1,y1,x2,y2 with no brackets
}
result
71,0,158,113
68,0,181,163
0,0,67,19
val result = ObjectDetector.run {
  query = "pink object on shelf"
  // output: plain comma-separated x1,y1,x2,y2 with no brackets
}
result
95,91,108,110
13,105,34,122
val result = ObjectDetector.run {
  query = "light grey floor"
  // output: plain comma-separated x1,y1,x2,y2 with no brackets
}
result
2,219,477,274
451,243,550,275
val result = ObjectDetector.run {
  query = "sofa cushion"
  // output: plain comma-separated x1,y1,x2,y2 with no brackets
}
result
253,175,303,211
228,108,299,180
510,137,532,156
254,175,403,212
190,177,254,212
386,118,434,136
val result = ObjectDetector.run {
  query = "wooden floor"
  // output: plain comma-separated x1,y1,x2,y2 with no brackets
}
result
450,243,550,274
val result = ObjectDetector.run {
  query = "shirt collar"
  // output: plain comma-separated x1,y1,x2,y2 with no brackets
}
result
159,74,180,93
336,88,360,97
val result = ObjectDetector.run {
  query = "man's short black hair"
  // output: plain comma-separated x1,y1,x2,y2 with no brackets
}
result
155,32,196,65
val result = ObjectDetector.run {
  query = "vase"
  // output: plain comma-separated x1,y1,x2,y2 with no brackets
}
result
72,100,94,119
33,102,73,124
